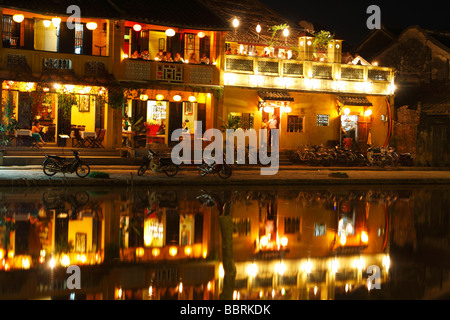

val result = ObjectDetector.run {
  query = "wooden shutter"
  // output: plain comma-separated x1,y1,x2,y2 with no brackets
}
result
22,18,34,50
82,24,93,55
59,23,75,54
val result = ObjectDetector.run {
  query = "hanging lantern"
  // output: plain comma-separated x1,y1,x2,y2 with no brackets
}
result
256,24,262,34
133,24,142,32
232,18,239,28
156,94,164,101
173,94,182,102
188,95,196,102
140,94,148,101
43,20,51,28
52,17,61,27
344,107,351,116
284,106,292,113
165,28,175,37
283,28,289,37
13,14,24,23
86,22,98,30
197,31,205,38
364,109,373,117
264,106,274,114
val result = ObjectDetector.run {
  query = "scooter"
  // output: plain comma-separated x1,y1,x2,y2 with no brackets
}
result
137,149,179,177
42,150,90,178
198,155,232,179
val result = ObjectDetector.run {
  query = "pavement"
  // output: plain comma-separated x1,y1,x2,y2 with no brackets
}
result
1,164,450,187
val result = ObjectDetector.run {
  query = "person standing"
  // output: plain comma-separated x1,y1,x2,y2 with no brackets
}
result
267,114,278,147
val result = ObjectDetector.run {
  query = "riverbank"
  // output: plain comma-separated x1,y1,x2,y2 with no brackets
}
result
1,165,449,187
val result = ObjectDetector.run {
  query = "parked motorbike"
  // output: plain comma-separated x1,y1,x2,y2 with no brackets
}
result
198,155,232,179
137,149,179,177
42,150,90,178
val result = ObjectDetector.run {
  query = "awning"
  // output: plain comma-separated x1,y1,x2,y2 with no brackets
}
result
337,95,373,107
258,90,294,102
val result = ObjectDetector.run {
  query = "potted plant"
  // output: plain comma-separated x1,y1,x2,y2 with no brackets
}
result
313,30,334,62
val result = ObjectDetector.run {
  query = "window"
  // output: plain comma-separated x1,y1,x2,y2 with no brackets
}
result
314,223,326,236
232,218,250,237
287,115,304,133
317,114,329,126
285,217,300,234
74,23,83,54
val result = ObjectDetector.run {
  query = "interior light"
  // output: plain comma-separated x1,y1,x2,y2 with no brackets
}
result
156,94,164,101
344,107,351,116
52,17,61,27
43,20,51,28
133,24,142,32
165,28,175,37
13,14,24,23
197,31,205,38
284,106,292,113
364,109,373,117
86,22,97,30
173,95,182,102
188,95,196,102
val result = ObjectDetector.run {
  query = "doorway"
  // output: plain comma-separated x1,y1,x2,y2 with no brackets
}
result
340,115,358,150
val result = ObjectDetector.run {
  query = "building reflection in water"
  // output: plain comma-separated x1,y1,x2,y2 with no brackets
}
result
0,186,448,300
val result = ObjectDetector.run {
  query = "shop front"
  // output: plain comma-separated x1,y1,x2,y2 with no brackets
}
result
1,80,110,149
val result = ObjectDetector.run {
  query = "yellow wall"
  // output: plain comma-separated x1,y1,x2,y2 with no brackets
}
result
70,95,96,132
222,87,389,150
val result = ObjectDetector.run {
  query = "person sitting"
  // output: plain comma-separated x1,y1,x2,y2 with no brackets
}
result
225,48,232,55
165,52,173,62
232,49,239,55
31,121,45,143
131,50,140,59
174,52,184,63
156,120,166,135
155,50,164,61
188,52,197,64
140,50,150,60
200,53,210,64
182,120,190,132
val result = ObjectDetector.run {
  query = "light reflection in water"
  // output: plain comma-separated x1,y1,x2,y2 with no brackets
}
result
0,185,449,300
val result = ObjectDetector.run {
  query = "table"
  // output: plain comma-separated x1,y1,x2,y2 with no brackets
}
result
15,130,32,146
81,131,97,148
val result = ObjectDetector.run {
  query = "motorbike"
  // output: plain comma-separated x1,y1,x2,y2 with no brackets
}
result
198,155,232,179
137,149,179,177
42,150,90,178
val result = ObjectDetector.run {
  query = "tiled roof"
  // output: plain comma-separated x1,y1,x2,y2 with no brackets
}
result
258,90,294,101
0,0,231,30
337,95,373,107
109,0,231,30
200,0,307,46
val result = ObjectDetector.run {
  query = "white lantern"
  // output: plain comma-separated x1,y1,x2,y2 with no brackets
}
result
13,14,24,23
52,17,61,27
86,22,97,30
165,28,175,37
43,20,51,28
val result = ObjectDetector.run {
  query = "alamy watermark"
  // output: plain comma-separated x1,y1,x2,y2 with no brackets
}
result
170,121,280,176
367,5,381,30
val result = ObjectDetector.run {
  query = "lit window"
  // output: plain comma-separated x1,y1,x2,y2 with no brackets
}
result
287,115,304,133
316,114,329,126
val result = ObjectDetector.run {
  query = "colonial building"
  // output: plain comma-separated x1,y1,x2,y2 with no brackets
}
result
202,0,395,153
0,0,230,151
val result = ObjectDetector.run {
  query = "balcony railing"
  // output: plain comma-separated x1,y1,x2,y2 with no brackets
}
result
123,59,219,86
0,48,112,80
224,55,395,95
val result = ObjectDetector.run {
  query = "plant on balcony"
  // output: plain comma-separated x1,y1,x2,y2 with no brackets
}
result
312,30,334,61
268,23,290,49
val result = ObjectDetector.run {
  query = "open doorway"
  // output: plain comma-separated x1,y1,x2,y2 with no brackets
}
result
340,115,358,150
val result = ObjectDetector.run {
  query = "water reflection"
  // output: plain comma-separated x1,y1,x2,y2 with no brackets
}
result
0,185,449,300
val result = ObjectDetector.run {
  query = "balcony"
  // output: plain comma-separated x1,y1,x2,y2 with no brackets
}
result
0,48,112,81
224,55,395,95
122,59,220,87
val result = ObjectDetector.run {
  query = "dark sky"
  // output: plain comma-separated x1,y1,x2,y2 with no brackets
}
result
260,0,450,47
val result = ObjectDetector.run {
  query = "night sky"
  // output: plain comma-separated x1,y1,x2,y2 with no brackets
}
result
260,0,450,47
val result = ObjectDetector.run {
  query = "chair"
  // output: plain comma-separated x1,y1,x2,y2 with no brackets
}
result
90,129,105,148
78,125,86,131
31,133,42,148
73,128,86,148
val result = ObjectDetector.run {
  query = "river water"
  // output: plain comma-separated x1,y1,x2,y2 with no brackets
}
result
0,184,449,300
